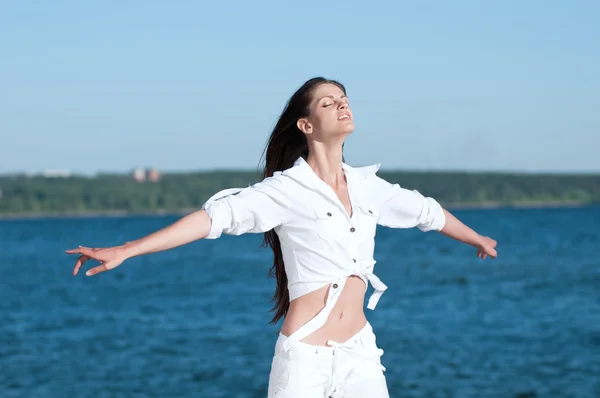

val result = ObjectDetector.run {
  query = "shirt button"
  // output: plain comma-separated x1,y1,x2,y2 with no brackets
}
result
333,283,338,289
353,259,356,263
350,227,356,232
327,212,332,217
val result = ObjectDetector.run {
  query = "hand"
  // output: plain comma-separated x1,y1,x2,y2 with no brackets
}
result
65,245,128,276
475,236,497,260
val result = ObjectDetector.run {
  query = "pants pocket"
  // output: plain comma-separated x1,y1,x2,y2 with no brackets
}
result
359,331,386,371
268,354,291,397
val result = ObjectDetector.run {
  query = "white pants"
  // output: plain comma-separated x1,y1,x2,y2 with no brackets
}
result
267,322,389,397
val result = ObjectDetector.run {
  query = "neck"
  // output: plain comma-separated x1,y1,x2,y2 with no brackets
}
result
305,140,345,188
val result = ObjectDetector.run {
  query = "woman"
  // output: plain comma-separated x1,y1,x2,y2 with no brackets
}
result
66,77,497,397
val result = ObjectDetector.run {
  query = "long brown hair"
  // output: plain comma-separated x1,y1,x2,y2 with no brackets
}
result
260,77,347,324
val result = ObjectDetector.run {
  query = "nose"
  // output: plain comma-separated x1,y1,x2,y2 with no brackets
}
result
338,101,348,110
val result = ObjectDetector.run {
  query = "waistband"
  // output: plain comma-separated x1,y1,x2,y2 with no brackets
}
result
276,322,374,357
282,272,387,352
275,321,385,372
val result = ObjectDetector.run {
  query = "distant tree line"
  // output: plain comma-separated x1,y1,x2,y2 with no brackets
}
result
0,170,599,216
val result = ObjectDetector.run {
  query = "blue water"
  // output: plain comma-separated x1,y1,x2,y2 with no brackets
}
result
1,206,599,397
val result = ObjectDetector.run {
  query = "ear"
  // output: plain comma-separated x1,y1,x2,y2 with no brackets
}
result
297,118,313,135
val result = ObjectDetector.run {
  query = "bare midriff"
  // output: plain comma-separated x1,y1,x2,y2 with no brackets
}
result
280,275,367,346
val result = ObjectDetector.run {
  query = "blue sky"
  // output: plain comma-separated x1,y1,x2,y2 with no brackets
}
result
1,0,598,174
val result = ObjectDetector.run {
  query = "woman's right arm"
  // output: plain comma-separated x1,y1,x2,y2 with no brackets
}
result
67,174,291,277
66,209,212,276
122,209,213,257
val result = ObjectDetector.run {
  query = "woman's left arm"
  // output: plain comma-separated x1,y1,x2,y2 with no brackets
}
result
368,174,497,259
440,209,497,259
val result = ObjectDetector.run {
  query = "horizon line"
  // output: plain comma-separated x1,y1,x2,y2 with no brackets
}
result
2,167,600,178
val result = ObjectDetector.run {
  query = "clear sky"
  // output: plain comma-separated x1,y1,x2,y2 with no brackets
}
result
1,0,598,175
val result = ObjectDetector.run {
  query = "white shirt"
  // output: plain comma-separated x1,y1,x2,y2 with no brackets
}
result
201,157,446,313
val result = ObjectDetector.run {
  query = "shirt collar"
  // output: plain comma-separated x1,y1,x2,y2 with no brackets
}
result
342,161,381,178
283,156,380,189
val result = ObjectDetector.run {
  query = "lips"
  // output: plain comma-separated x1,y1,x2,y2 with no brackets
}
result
338,113,351,121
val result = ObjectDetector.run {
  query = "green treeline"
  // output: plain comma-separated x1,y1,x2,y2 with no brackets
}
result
0,170,599,216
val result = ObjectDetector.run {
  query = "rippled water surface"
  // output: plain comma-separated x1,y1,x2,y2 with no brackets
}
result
1,206,599,397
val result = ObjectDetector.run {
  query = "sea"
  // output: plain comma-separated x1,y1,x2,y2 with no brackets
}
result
1,206,599,397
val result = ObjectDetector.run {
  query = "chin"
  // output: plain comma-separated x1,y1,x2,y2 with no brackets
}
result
318,124,354,142
339,123,355,136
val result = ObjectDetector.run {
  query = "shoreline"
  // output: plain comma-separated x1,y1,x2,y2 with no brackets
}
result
0,209,195,221
0,201,594,221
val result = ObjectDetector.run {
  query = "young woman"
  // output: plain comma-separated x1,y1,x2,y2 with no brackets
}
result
66,77,497,397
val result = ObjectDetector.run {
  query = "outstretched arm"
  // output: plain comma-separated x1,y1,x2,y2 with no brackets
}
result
67,175,291,277
440,209,497,259
123,210,212,257
66,209,213,276
369,175,497,259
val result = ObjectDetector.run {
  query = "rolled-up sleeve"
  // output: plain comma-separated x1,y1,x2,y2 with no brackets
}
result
368,175,446,232
201,175,291,239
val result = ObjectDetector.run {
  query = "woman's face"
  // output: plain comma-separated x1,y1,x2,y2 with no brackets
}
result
299,83,354,141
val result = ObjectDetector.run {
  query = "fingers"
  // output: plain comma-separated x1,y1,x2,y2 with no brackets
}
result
68,247,92,276
66,246,95,257
67,246,121,277
477,247,497,260
85,264,107,277
67,247,98,276
73,255,91,276
85,261,118,277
